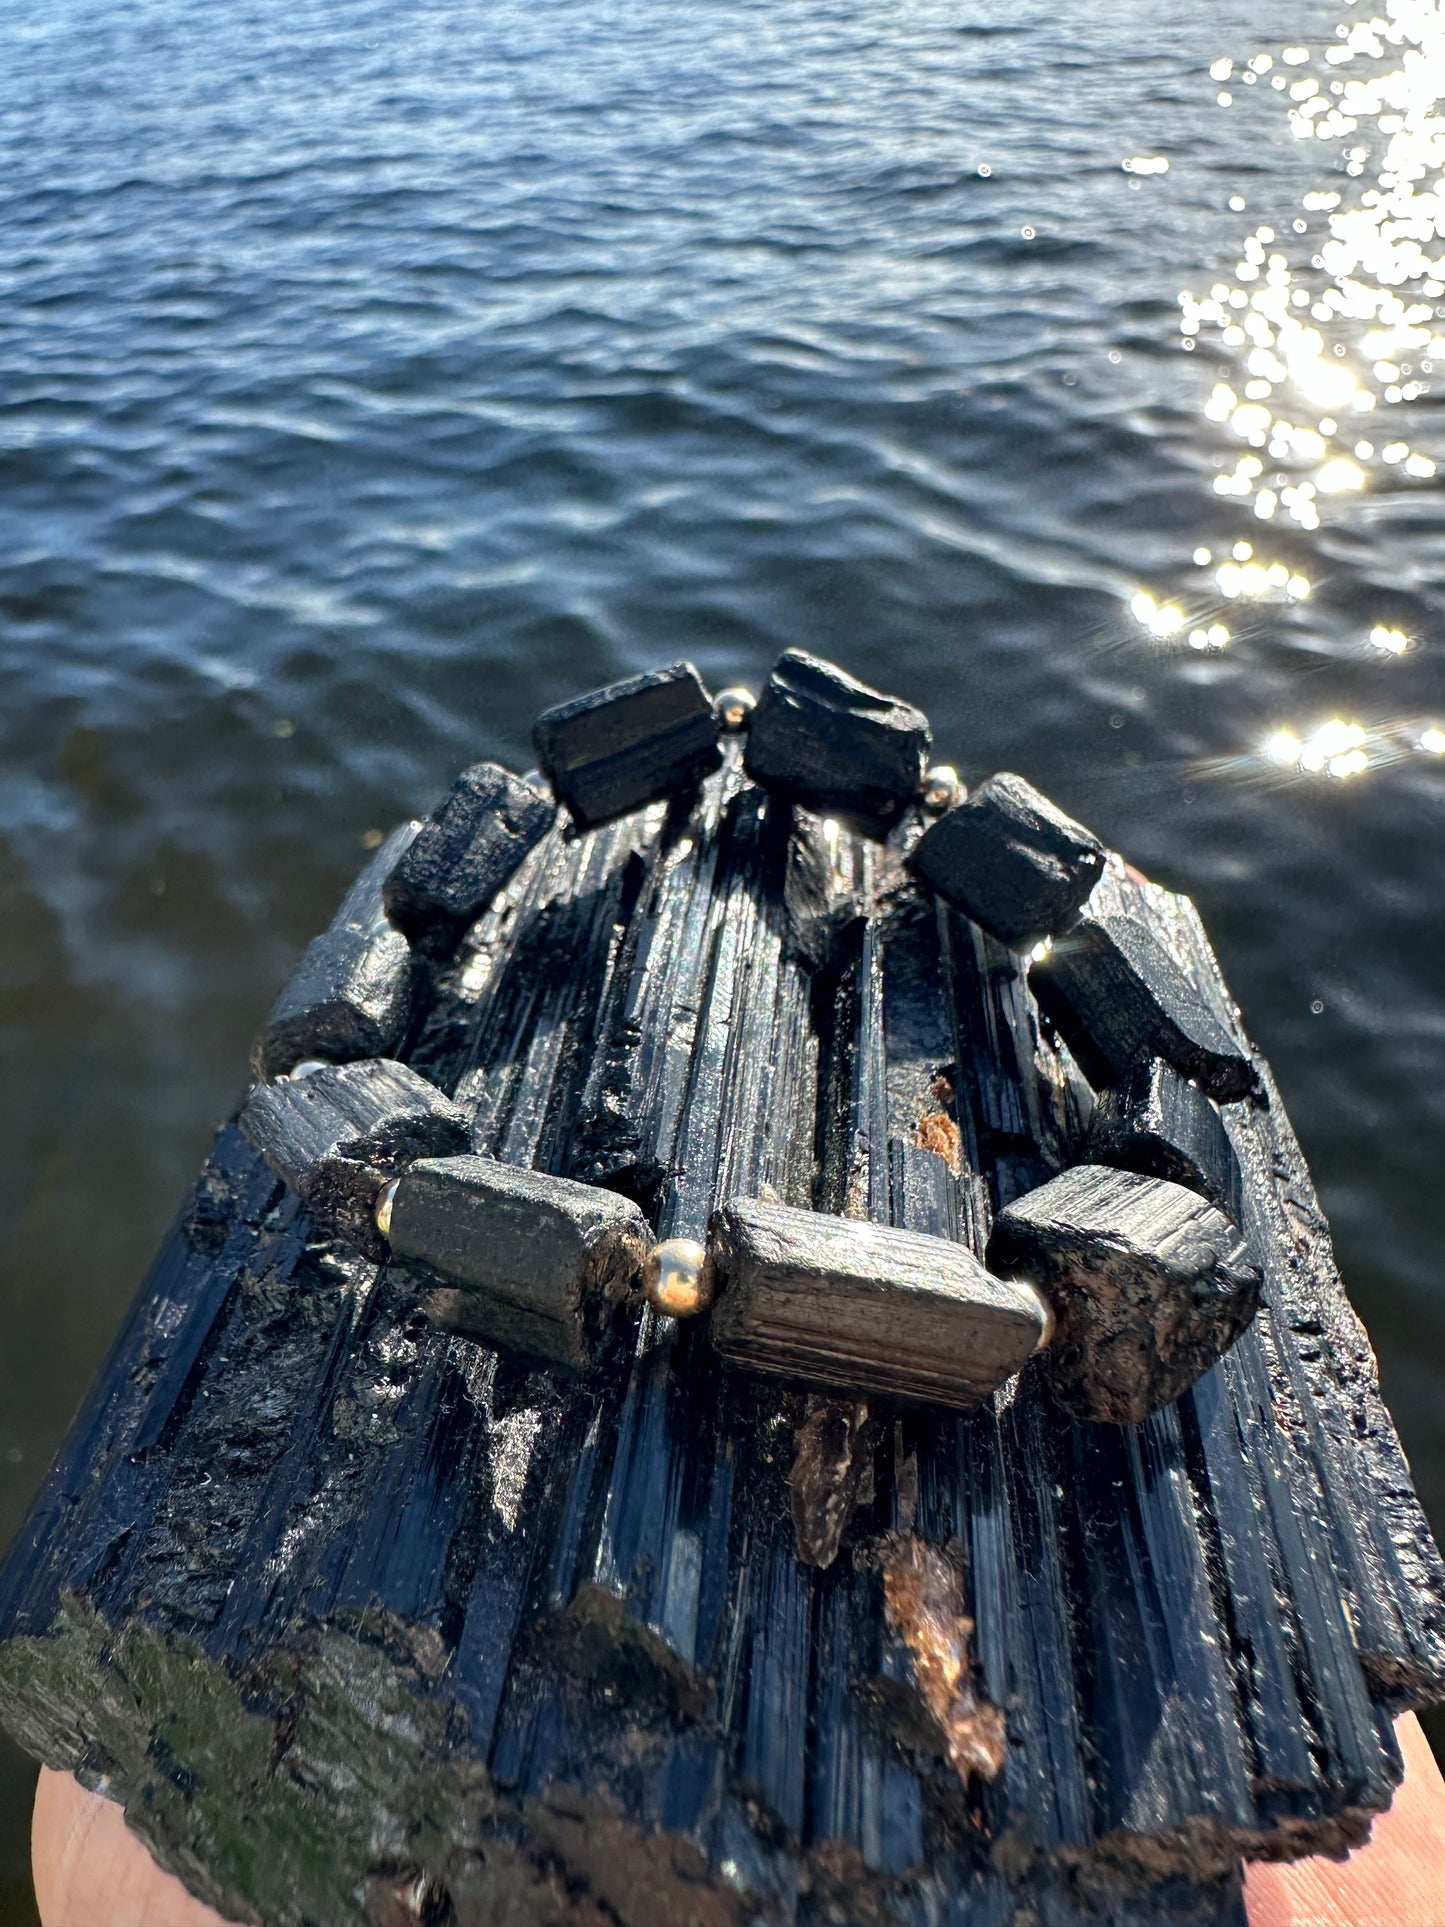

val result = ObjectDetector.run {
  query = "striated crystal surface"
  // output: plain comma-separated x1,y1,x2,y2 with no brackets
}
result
383,763,556,953
387,1154,650,1371
908,770,1104,947
0,755,1441,1927
987,1162,1261,1425
743,648,932,827
238,1055,471,1259
252,820,421,1080
709,1195,1045,1407
1031,858,1257,1101
532,661,721,827
1086,1054,1245,1224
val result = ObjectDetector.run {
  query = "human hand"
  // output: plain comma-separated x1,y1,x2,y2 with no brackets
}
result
1241,1711,1445,1927
30,1714,1445,1927
32,1767,240,1927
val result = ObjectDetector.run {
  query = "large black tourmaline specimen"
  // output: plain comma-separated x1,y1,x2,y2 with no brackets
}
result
1,743,1442,1927
908,771,1105,946
988,1163,1261,1424
239,1058,470,1259
532,661,722,826
1086,1056,1244,1224
743,648,931,825
383,763,556,952
708,1196,1046,1408
1031,860,1257,1101
252,821,421,1080
386,1155,651,1371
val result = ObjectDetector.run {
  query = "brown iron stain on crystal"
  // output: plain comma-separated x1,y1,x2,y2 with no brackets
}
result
881,1534,1007,1784
844,1160,869,1220
788,1396,873,1569
916,1110,962,1174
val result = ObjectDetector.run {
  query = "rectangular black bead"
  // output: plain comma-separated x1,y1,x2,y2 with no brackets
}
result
1030,861,1256,1102
708,1196,1045,1409
239,1058,470,1258
1086,1056,1244,1225
387,1155,650,1371
987,1164,1260,1425
251,821,422,1081
532,662,722,827
743,649,931,826
908,771,1104,947
382,763,556,951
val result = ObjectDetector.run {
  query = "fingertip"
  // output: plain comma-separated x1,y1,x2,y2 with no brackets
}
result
31,1768,241,1927
1244,1714,1445,1927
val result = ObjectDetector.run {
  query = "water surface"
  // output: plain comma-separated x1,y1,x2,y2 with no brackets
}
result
2,0,1443,1911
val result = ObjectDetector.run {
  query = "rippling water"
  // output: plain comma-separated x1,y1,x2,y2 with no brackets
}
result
2,0,1443,1905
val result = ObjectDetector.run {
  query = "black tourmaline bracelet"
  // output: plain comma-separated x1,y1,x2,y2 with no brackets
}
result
239,649,1262,1427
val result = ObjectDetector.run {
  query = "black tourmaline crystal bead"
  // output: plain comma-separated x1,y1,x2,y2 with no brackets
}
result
907,771,1105,947
251,821,421,1081
987,1163,1261,1425
1085,1056,1244,1225
239,1058,471,1260
743,649,932,827
382,762,555,952
384,1155,651,1371
1030,862,1256,1102
532,661,722,827
707,1197,1047,1409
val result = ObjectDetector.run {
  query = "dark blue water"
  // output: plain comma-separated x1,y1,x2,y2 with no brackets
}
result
3,0,1443,1910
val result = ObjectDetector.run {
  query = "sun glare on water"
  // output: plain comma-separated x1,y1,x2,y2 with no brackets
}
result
1182,0,1445,538
1129,0,1441,783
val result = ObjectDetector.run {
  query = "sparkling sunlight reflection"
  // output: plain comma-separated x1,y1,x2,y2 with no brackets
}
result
1132,0,1444,783
1183,0,1443,527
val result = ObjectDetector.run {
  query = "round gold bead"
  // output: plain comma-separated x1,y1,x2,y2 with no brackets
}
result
1017,1280,1056,1353
643,1237,716,1319
920,765,964,813
714,687,757,734
374,1175,401,1241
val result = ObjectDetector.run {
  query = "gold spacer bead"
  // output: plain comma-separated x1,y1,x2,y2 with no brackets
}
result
1016,1281,1056,1353
374,1175,401,1241
920,765,964,813
644,1237,716,1319
714,687,757,734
